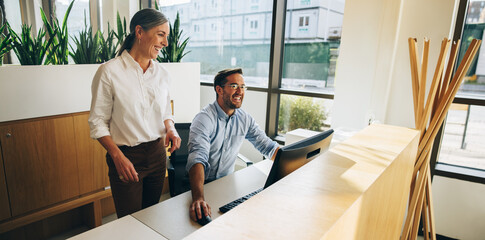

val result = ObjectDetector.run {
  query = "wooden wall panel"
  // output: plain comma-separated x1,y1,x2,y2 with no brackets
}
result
72,114,109,195
0,142,11,221
0,117,80,216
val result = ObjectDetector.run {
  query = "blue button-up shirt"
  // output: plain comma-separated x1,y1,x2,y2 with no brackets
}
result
186,101,279,181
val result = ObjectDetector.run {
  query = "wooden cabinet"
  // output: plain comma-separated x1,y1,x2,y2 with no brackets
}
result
0,116,81,216
0,113,109,218
72,114,109,195
0,145,11,221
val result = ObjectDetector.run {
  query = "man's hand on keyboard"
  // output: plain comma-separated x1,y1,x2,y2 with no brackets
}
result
190,198,211,222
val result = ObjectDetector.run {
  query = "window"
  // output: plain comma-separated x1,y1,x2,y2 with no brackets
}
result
298,16,309,27
54,0,91,53
439,104,485,171
278,94,332,134
3,0,21,32
160,0,274,87
277,1,344,135
250,20,258,29
432,0,485,179
55,0,90,35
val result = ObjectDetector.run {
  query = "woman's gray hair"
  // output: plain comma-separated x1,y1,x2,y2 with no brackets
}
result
117,8,169,56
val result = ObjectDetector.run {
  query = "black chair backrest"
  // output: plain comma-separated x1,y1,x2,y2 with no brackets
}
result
171,123,191,160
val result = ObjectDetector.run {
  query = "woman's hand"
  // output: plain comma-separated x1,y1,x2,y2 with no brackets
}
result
112,152,139,183
165,128,181,153
97,136,139,183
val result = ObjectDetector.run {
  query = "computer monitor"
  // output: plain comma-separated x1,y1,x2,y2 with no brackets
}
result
263,129,334,189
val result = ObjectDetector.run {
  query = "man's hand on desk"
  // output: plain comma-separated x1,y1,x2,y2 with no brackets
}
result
190,198,211,222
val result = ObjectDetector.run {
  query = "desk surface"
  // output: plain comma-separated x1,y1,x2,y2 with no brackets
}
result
185,124,419,239
132,160,273,240
68,215,167,240
72,124,418,240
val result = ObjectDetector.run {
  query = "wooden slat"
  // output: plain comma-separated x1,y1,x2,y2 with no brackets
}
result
0,142,11,221
0,189,112,234
417,39,430,126
426,167,437,240
440,40,460,102
404,38,481,240
415,40,480,170
418,39,450,139
408,38,421,126
72,114,109,195
402,153,429,240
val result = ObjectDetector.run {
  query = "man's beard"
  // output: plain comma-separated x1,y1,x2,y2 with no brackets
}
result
222,92,243,109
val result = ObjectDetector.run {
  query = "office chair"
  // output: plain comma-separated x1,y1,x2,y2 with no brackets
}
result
167,123,192,197
167,123,255,197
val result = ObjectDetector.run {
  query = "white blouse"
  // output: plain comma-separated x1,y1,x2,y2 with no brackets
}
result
88,51,174,147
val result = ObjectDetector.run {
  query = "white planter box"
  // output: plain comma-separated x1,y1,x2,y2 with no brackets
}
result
0,63,200,123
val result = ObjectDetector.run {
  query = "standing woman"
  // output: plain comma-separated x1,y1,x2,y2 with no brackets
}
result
88,8,181,218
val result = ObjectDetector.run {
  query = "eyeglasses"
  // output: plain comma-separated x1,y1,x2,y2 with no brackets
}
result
221,83,247,91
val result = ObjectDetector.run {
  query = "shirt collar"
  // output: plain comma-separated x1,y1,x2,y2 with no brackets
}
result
213,101,239,121
120,50,155,73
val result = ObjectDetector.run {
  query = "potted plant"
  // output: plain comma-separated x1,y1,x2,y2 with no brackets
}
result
70,20,101,64
154,2,190,63
0,24,12,66
157,12,190,63
7,22,57,65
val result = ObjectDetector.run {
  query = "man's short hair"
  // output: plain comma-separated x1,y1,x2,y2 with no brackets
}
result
213,68,243,93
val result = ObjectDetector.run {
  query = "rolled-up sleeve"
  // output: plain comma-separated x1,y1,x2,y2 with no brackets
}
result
162,72,174,123
88,65,112,139
186,113,212,176
246,115,279,159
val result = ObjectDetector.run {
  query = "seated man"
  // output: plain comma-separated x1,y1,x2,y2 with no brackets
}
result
186,68,279,223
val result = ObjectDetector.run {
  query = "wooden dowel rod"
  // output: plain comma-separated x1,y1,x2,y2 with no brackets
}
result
411,173,427,239
409,38,421,126
432,76,442,119
426,166,437,240
423,197,430,240
417,39,430,126
418,39,450,139
440,40,460,102
402,158,429,240
417,40,480,156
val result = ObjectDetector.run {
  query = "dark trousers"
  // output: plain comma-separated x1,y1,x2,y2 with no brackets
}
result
106,138,166,218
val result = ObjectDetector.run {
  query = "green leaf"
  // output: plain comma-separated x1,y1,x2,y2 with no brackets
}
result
158,11,190,63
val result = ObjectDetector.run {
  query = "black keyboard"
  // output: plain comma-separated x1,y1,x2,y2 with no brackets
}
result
219,188,263,213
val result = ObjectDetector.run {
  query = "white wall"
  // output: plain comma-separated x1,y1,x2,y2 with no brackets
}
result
332,0,485,239
432,176,485,240
332,0,458,130
0,63,200,123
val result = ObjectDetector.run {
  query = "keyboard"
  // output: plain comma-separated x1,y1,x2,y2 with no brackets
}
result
219,188,263,213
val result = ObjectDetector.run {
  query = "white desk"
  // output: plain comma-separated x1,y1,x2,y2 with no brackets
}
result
131,160,273,240
68,215,167,240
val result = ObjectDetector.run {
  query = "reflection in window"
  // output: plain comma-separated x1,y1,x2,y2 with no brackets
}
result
278,94,332,134
439,104,485,171
160,0,273,87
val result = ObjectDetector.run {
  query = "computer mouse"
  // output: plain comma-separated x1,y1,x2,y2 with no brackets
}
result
196,210,212,226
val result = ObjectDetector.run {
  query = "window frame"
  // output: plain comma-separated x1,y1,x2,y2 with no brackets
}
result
430,0,485,184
